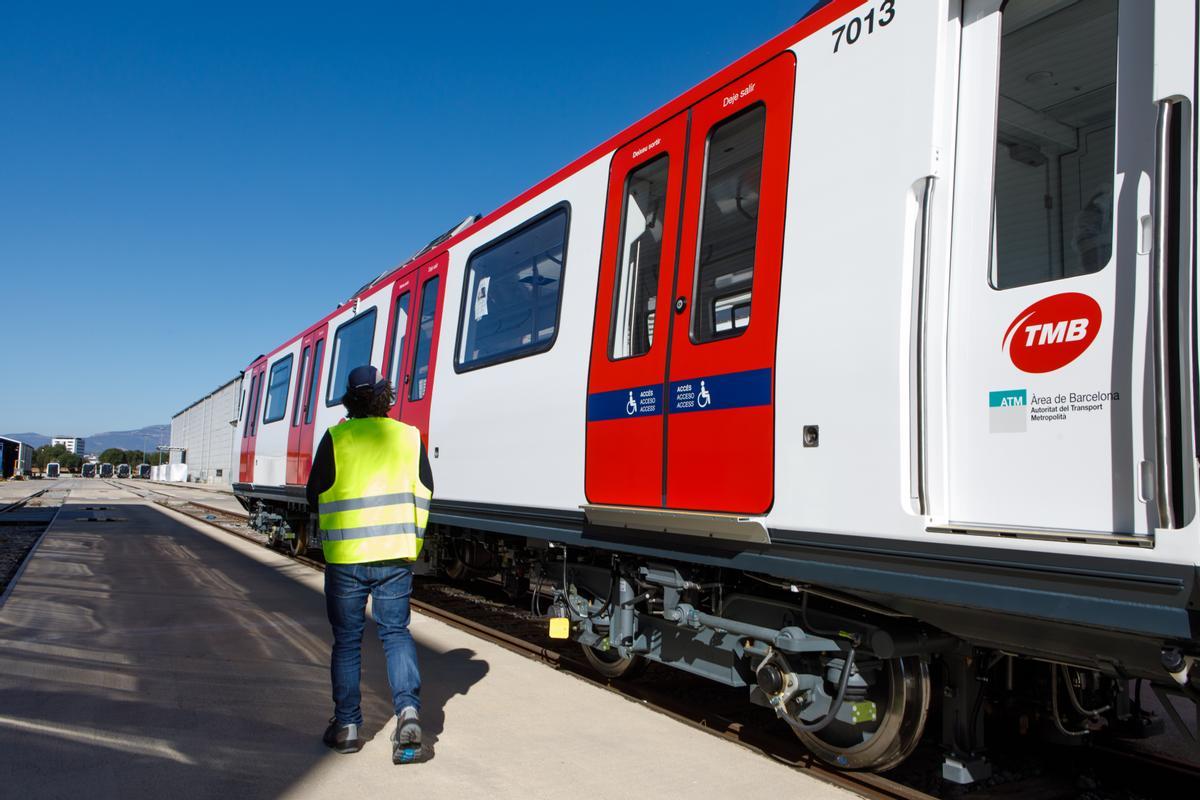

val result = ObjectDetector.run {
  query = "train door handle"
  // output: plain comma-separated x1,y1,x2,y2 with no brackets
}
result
674,296,687,314
403,374,410,385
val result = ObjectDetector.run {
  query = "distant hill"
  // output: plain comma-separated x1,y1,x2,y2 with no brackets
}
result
87,425,170,453
2,424,168,454
2,432,50,448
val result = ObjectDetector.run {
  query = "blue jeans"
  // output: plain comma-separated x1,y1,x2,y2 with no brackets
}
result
325,561,420,725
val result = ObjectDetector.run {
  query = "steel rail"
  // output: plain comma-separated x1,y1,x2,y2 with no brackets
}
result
0,488,49,514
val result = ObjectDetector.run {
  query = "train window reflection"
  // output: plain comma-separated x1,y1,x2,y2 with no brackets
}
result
262,354,293,424
410,278,439,401
990,0,1117,289
326,308,378,406
691,104,765,343
457,206,570,371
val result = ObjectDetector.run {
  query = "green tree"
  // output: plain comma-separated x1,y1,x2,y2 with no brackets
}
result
59,452,83,472
34,444,70,469
98,448,125,465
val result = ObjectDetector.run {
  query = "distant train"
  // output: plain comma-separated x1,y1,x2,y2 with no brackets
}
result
116,464,131,479
45,462,60,479
229,0,1199,780
98,463,114,479
81,463,96,479
135,464,150,479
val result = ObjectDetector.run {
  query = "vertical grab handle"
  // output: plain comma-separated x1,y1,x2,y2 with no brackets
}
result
912,176,935,516
1152,100,1176,529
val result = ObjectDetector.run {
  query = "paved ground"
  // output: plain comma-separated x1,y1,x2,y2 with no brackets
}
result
0,482,855,800
129,479,247,516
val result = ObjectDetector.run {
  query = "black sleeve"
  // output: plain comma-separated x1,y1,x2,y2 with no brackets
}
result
306,431,336,510
418,439,433,495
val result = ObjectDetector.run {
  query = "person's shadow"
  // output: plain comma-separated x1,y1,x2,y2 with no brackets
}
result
358,643,490,748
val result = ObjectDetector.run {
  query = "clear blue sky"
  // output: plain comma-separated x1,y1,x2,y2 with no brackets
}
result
0,0,824,436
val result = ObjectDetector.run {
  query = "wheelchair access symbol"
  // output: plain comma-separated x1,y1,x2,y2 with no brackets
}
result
697,381,712,408
626,391,637,416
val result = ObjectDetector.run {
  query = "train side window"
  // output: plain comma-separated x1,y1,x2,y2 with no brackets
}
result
262,354,294,424
989,0,1117,290
388,292,411,397
305,339,324,424
456,205,570,371
326,308,378,406
610,155,669,360
690,104,765,344
409,277,439,401
291,346,311,426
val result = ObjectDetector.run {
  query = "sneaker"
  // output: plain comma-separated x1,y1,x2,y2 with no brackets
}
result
391,707,432,765
323,718,362,754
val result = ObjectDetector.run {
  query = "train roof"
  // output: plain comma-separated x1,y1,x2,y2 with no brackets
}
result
245,0,849,367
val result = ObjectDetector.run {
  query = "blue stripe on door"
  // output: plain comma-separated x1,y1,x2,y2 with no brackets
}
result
587,368,772,422
586,383,663,422
668,368,772,414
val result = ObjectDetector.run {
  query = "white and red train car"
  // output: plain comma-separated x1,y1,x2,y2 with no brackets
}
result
233,0,1199,778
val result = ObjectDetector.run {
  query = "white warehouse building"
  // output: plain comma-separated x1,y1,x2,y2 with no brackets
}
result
168,374,243,484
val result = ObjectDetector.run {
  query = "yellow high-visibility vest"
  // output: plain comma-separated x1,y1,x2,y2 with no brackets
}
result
318,417,430,564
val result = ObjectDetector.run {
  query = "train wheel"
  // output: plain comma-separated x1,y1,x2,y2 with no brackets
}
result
794,656,930,772
288,521,310,557
581,645,648,680
443,557,471,581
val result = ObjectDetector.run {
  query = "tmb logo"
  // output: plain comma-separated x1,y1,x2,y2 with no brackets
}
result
1002,292,1102,374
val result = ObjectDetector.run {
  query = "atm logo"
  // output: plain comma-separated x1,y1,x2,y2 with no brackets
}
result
1002,292,1102,374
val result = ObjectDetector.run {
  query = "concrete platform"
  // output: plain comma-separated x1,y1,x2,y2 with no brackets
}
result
0,483,855,800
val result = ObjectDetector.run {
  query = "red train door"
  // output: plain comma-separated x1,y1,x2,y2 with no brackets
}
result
585,114,689,507
586,54,795,514
286,324,327,484
382,264,419,420
396,254,447,440
238,359,267,482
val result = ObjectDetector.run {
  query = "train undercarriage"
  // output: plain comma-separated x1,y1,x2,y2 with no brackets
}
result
241,497,1200,781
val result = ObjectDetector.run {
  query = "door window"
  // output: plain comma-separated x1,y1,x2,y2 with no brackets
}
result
610,156,670,360
292,346,310,426
989,0,1118,289
241,374,258,438
690,105,766,342
388,292,411,394
248,372,264,436
305,339,323,424
410,277,440,401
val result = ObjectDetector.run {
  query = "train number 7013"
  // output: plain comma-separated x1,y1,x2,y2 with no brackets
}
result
831,0,895,53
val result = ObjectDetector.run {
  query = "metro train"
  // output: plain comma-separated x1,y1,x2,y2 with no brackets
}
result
231,0,1199,779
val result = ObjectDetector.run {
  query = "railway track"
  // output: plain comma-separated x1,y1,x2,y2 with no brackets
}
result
0,487,49,514
0,483,70,601
110,479,1200,799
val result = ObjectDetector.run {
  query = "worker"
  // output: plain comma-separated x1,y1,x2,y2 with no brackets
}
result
306,364,434,765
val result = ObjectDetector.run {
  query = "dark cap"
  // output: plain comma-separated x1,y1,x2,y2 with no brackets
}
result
346,365,386,395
